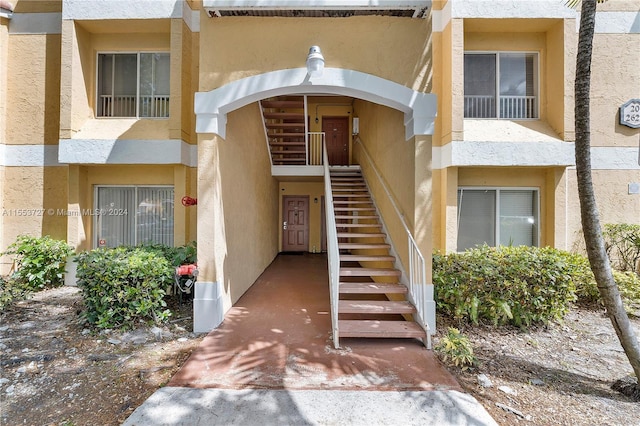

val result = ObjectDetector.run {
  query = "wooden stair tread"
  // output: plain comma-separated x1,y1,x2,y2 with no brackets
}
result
338,243,389,249
335,223,382,228
340,254,395,262
334,216,379,221
336,233,386,238
272,150,306,155
265,123,306,129
261,100,304,108
263,112,304,120
340,267,401,277
338,320,425,338
338,300,415,314
334,207,377,211
339,282,407,294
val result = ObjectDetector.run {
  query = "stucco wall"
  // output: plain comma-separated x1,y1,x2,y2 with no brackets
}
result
197,102,279,312
5,33,61,145
198,15,431,92
566,169,640,252
353,100,416,275
1,166,68,273
590,33,640,147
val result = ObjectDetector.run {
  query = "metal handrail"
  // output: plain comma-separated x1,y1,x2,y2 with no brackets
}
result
354,136,431,347
322,141,340,348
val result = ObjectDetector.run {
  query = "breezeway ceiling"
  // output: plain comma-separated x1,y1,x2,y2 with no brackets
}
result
203,0,431,18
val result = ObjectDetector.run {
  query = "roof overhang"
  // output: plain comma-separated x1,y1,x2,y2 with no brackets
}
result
203,0,431,18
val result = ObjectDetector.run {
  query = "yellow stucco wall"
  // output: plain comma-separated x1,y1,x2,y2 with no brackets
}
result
198,15,431,92
1,166,69,273
5,33,61,145
352,100,417,276
197,103,279,309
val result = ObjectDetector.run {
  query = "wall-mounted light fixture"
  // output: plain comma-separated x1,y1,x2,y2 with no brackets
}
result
306,46,324,77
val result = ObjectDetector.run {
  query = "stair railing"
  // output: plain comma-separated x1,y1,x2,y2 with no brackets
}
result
323,142,340,348
307,132,325,165
258,100,274,167
354,137,431,348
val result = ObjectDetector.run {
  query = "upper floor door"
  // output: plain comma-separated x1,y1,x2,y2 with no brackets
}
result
323,116,349,166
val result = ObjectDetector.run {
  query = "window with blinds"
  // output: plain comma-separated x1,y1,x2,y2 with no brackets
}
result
457,188,539,251
464,52,539,119
95,186,174,248
97,53,170,118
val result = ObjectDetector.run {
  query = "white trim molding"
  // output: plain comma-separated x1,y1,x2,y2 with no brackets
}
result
449,0,575,20
195,67,437,140
433,141,575,169
203,0,431,11
588,147,640,170
62,0,182,20
193,281,225,333
434,142,640,170
593,11,640,34
182,0,200,33
58,139,197,167
0,144,63,166
8,12,62,34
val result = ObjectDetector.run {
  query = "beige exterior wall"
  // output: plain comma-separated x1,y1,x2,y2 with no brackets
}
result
353,100,421,280
1,166,69,273
198,15,431,92
197,103,279,309
5,33,61,145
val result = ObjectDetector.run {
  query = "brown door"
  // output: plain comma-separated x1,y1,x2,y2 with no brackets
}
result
282,196,309,252
323,116,349,166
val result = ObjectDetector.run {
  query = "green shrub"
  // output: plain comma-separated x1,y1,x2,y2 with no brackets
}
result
2,235,73,291
0,276,31,310
603,223,640,275
75,246,173,329
433,246,578,327
435,327,477,369
134,241,197,267
568,253,640,314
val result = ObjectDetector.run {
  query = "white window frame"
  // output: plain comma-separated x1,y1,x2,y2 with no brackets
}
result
457,186,541,251
95,51,170,119
93,185,175,248
463,51,540,120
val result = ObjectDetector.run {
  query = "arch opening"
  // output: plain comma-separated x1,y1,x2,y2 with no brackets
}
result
194,67,436,140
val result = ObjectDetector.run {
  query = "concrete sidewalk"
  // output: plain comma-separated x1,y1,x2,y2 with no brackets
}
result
123,387,498,426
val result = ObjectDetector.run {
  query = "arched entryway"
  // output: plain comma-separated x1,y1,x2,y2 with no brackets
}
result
193,68,436,334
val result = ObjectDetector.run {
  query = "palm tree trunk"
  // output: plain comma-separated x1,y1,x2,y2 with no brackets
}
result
574,0,640,391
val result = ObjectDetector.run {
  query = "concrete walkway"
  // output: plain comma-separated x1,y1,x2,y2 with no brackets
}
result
123,388,498,425
123,254,497,425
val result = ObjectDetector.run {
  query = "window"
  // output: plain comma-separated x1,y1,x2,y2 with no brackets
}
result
464,52,538,119
97,53,170,118
457,188,539,251
95,186,174,248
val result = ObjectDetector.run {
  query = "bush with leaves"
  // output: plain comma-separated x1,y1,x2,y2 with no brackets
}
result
75,246,173,329
0,276,32,310
603,223,640,275
433,245,579,327
435,327,477,369
2,235,73,291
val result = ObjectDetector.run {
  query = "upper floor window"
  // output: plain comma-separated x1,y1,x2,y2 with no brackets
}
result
97,53,170,118
457,188,539,251
464,52,539,119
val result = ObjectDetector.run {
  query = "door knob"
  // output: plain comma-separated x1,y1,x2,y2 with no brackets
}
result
283,221,288,230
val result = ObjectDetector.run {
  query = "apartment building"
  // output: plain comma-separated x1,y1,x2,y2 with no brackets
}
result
1,0,638,344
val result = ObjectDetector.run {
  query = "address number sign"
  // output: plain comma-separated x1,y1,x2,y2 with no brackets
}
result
620,99,640,129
